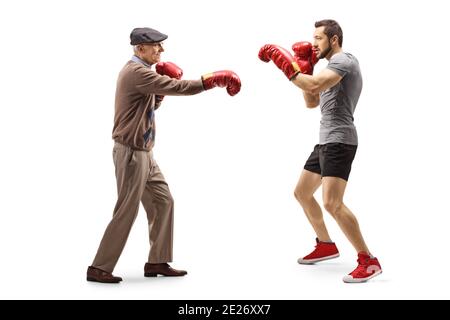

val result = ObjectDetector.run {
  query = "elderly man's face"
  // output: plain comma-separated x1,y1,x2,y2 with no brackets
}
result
138,42,164,65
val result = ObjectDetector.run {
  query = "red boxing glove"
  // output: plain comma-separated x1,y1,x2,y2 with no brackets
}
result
201,70,241,96
155,61,183,79
292,41,318,75
258,44,301,80
155,62,183,106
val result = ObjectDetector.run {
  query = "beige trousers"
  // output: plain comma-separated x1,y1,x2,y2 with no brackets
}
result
92,142,174,273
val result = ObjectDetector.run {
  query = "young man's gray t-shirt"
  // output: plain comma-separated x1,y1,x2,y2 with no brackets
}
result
319,52,362,145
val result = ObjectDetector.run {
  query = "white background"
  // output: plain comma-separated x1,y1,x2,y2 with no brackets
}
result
0,0,449,300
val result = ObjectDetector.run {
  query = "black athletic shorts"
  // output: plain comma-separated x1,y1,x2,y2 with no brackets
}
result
304,143,357,181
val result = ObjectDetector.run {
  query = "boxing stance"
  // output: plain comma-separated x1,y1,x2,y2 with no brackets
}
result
259,20,382,283
87,27,241,283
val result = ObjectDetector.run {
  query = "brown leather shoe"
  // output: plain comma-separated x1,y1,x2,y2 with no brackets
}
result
144,263,187,277
87,266,122,283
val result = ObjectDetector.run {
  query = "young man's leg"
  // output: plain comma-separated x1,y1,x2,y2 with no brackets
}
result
322,177,381,283
321,177,369,254
295,144,340,264
294,169,330,241
295,169,340,264
322,176,382,282
319,143,382,282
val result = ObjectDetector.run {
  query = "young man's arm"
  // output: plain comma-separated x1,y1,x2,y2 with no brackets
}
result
292,68,342,96
257,44,343,107
302,91,320,108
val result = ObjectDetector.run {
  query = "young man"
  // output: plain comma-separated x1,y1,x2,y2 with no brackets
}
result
87,27,241,283
258,20,382,283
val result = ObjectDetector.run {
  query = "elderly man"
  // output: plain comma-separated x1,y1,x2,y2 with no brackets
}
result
87,27,241,283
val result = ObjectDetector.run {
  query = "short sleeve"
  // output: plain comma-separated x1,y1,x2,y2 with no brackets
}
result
326,53,352,77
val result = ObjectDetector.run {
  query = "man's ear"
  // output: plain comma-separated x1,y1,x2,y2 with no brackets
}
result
331,35,339,46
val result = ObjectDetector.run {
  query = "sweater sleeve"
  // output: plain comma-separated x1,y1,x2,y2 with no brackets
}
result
134,64,204,96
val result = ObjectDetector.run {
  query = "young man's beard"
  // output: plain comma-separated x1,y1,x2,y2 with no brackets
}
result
319,41,332,59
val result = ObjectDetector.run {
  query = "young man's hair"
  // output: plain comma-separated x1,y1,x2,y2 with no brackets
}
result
315,19,343,47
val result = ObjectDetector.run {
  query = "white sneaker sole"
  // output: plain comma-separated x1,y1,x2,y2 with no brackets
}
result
297,253,340,264
343,269,382,283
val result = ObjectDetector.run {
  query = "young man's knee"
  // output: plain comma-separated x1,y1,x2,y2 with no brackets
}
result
294,188,313,204
323,199,343,216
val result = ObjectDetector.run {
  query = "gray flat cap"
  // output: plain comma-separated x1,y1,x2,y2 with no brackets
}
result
130,27,168,45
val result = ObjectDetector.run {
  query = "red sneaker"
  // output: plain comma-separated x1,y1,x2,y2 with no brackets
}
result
343,252,382,283
297,238,340,264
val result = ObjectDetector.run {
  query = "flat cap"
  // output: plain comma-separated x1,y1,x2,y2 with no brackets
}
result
130,27,168,45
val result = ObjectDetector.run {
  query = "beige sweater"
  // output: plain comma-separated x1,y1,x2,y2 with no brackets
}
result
112,60,204,151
